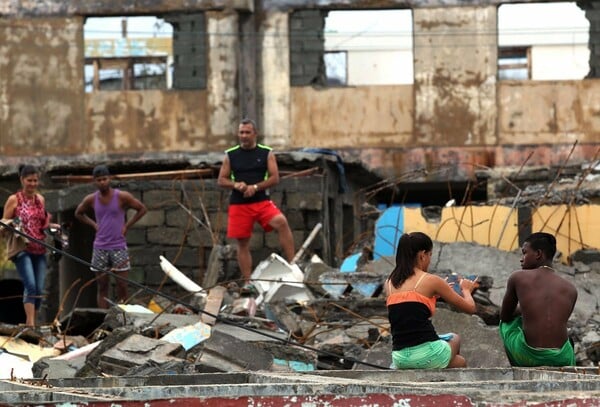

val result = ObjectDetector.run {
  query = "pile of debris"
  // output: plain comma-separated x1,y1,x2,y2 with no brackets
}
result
0,238,597,382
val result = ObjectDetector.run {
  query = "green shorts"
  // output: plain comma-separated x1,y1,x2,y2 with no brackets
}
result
391,339,451,369
499,316,575,367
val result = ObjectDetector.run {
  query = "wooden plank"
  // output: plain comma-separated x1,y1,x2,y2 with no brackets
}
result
200,286,226,326
51,168,214,183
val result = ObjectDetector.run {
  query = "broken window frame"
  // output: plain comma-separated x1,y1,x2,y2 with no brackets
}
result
83,16,174,92
498,46,531,81
85,56,170,91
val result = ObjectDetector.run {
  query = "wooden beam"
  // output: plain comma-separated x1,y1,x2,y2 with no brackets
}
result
51,168,215,183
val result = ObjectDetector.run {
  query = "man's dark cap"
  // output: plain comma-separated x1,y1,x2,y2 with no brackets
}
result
92,165,111,178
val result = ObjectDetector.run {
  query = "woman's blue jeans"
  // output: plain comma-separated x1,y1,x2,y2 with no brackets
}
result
13,251,47,309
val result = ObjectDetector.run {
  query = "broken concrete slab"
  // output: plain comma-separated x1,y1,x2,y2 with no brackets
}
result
432,307,511,368
194,329,273,372
353,341,392,371
263,301,303,338
102,307,203,333
32,340,102,379
99,334,185,376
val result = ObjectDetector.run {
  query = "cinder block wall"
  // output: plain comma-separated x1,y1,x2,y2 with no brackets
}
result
1,159,350,312
120,175,328,292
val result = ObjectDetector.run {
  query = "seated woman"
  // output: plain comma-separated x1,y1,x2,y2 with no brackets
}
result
386,232,478,369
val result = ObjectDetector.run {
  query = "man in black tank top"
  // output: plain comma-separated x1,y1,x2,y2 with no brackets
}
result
217,119,295,288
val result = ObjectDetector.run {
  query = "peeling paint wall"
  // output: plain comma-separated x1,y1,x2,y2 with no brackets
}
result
85,90,209,153
1,1,600,182
413,6,497,147
498,80,600,145
207,11,239,140
260,11,291,148
0,17,84,155
290,85,413,148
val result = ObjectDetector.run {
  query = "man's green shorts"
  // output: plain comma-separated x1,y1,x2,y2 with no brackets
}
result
499,316,575,367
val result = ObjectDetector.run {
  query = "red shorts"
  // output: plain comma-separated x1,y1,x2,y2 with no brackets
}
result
227,200,283,239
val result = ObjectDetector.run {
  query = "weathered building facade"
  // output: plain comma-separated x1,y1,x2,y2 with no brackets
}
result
0,0,599,179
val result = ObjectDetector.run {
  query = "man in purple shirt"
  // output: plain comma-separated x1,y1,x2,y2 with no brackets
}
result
75,165,147,308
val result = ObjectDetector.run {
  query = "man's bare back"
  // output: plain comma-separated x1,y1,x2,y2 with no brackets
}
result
501,267,576,348
500,232,577,366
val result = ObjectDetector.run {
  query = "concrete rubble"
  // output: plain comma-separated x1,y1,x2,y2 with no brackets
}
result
0,237,598,404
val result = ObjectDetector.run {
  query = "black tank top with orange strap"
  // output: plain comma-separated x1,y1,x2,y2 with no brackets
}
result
386,273,439,350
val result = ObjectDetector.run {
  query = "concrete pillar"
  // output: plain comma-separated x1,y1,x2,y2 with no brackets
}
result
413,6,497,147
577,1,600,78
207,11,239,145
260,11,290,148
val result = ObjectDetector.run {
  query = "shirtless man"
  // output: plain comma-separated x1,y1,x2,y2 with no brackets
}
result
499,232,577,367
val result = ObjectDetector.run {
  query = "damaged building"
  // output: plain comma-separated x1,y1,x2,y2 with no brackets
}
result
0,0,600,404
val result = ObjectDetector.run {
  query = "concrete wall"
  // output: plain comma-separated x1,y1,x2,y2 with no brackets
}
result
290,85,413,148
398,204,599,263
34,161,351,314
413,6,497,147
85,91,210,153
1,1,600,180
0,17,85,155
498,80,600,145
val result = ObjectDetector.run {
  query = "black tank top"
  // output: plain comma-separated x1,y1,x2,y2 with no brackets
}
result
226,144,271,204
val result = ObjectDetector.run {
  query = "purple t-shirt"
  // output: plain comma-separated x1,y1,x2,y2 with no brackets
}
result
93,189,127,250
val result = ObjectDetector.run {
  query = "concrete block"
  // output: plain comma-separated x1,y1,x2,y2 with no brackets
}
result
248,230,264,250
126,228,146,245
147,226,186,245
285,209,304,230
198,329,273,371
302,39,325,52
134,210,165,227
187,190,224,211
165,207,191,227
103,308,203,332
129,246,165,266
144,264,169,286
99,334,185,375
287,191,322,210
187,228,216,248
163,247,202,267
128,266,145,285
144,189,181,207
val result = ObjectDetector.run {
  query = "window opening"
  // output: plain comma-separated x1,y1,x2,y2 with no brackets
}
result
325,9,413,86
498,2,589,81
84,16,173,92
